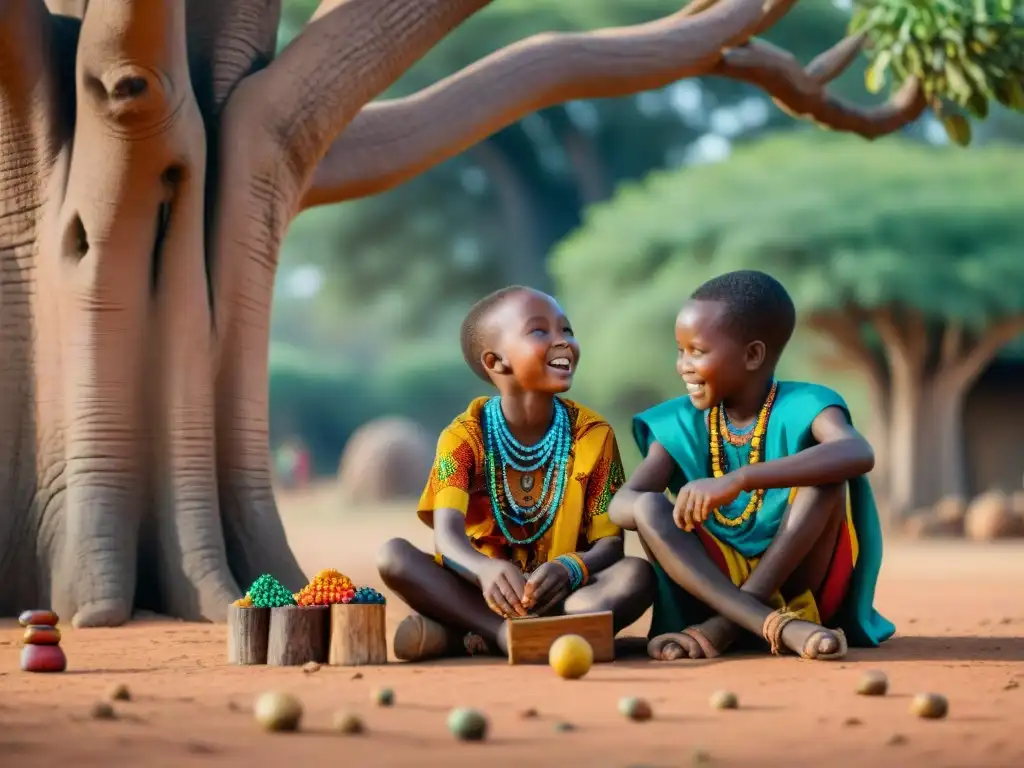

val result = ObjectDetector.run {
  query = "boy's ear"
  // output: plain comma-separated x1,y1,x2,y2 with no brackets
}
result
482,350,511,376
744,340,767,371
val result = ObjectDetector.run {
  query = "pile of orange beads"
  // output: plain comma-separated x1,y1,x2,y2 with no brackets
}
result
294,568,356,606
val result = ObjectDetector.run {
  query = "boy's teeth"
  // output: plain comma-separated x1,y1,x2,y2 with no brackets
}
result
549,357,570,368
687,383,703,393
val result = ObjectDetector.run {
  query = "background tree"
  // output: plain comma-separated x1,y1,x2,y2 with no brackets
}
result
552,134,1024,524
1,0,1019,626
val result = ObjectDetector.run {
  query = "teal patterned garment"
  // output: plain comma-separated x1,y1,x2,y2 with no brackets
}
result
632,381,894,647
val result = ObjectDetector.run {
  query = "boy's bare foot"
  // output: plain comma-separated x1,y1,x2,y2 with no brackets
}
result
393,614,459,662
647,614,738,660
764,610,847,660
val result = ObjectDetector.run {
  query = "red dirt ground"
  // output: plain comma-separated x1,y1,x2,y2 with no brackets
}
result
2,486,1023,767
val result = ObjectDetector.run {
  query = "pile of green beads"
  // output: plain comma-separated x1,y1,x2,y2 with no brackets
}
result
247,574,296,608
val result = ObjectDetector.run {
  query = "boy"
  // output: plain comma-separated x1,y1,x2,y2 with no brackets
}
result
378,286,654,661
609,270,893,661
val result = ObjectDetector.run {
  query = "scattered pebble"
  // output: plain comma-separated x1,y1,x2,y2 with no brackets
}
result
618,697,653,722
373,687,395,707
351,672,363,680
692,748,712,764
253,691,303,732
302,662,321,674
843,717,863,727
447,707,488,741
856,670,889,696
520,707,539,719
1000,617,1013,625
106,683,131,702
553,721,575,732
887,733,908,746
332,711,365,735
227,700,243,713
1004,680,1019,691
910,693,948,720
709,690,738,710
90,701,117,720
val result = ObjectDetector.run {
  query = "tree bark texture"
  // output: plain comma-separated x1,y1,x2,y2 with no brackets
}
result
1,0,930,626
810,308,1024,525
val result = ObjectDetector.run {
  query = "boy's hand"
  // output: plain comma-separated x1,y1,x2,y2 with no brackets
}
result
480,561,528,618
523,561,572,615
674,474,744,531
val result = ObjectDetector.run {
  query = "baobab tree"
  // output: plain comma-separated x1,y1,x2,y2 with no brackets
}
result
1,0,1019,626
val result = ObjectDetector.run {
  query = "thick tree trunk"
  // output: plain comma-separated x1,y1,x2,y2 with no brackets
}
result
0,0,305,626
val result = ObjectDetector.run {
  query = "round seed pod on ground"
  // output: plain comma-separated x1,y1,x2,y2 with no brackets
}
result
709,690,738,710
447,707,488,741
253,692,303,732
90,701,117,720
106,683,131,701
373,687,395,707
618,696,653,721
910,693,948,719
332,711,365,735
856,670,889,696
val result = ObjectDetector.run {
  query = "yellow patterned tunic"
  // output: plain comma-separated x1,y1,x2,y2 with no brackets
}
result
418,397,625,572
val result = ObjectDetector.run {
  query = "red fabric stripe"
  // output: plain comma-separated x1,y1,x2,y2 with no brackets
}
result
696,527,731,575
817,520,855,623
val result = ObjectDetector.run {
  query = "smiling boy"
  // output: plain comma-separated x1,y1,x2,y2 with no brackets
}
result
378,286,654,661
609,270,893,661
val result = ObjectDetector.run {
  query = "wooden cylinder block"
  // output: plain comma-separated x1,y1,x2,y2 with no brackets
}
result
226,605,271,665
329,604,388,666
268,606,329,666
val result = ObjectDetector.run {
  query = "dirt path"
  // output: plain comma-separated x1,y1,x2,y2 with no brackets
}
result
2,496,1023,767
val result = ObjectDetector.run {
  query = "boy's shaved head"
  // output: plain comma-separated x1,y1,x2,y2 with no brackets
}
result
460,285,530,382
690,270,796,360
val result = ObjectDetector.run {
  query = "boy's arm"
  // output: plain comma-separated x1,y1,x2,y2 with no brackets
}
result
735,406,875,491
608,441,678,530
432,507,497,586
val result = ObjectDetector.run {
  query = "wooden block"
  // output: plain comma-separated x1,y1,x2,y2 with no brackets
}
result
226,605,270,665
507,611,614,665
328,604,388,666
267,606,329,666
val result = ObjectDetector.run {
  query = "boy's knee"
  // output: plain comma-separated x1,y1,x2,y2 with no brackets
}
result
633,493,670,535
376,537,415,581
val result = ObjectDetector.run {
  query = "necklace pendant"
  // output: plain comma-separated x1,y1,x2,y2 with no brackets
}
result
519,473,535,493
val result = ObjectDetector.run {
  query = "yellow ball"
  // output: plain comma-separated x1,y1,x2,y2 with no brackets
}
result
548,634,593,680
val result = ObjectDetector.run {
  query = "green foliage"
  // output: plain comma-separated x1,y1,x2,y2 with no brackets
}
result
851,0,1024,145
551,134,1024,426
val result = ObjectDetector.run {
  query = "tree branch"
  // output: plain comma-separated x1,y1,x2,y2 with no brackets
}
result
938,321,964,371
238,0,498,187
806,307,887,384
299,0,785,208
185,0,281,117
713,38,927,139
946,315,1024,391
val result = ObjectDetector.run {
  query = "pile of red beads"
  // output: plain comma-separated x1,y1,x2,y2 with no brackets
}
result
19,609,67,673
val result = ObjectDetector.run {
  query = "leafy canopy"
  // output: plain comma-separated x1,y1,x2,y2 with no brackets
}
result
550,134,1024,408
852,0,1024,145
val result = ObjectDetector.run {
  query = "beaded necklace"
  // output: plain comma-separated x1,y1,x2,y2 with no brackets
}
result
719,407,756,447
708,381,777,529
482,396,572,545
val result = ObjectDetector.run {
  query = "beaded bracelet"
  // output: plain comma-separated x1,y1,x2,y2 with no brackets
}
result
555,553,589,591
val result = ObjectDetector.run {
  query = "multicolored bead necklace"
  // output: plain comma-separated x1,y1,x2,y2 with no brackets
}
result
708,381,778,529
482,396,571,545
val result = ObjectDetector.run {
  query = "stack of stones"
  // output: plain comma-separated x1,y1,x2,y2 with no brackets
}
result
19,609,67,673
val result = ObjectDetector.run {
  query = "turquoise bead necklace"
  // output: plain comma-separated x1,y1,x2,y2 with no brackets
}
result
482,396,571,545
